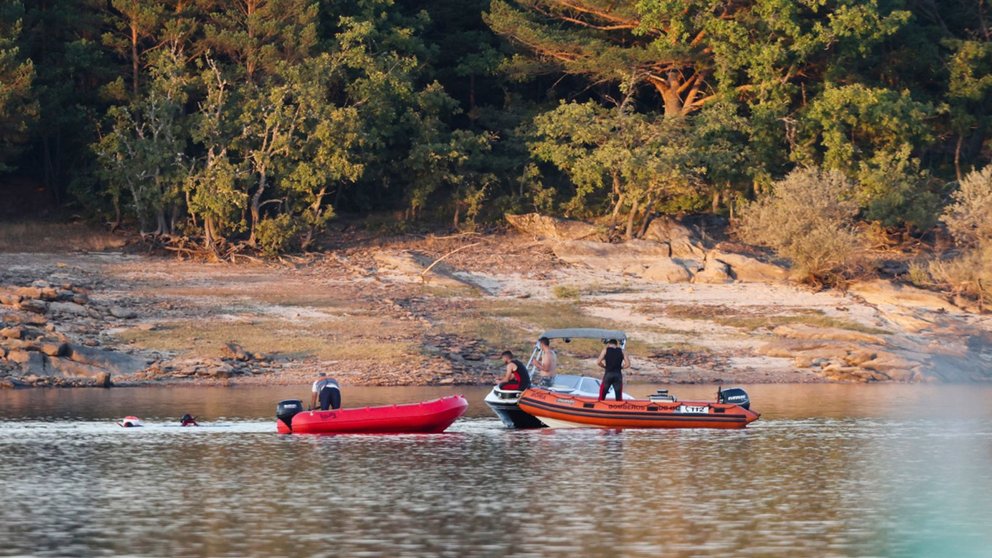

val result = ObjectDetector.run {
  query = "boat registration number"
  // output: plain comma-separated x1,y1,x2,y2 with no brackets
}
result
677,405,709,414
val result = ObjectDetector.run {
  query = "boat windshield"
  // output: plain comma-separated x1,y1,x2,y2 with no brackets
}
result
579,377,601,394
550,375,582,391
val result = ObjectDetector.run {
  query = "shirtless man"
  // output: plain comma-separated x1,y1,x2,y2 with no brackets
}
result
533,337,557,384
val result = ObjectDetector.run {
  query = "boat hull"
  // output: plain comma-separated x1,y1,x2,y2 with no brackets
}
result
485,398,546,429
517,388,759,429
279,395,468,434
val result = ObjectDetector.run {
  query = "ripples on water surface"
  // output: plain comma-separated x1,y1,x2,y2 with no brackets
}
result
1,384,991,557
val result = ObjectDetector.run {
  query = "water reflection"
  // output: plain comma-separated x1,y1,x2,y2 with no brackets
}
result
0,384,990,557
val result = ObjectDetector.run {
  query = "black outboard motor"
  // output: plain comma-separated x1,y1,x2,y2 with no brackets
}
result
718,387,750,410
276,399,303,430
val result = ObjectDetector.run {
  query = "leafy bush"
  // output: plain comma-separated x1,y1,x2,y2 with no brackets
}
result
929,248,992,306
906,260,934,288
738,167,863,284
933,166,992,307
254,214,302,256
942,165,992,248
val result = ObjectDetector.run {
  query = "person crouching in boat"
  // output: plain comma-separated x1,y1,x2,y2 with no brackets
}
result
498,351,531,392
180,414,198,427
596,339,630,401
311,373,342,411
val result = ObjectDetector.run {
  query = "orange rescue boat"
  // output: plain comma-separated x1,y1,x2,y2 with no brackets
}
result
517,387,759,429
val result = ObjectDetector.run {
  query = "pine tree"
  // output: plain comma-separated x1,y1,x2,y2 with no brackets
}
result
0,0,36,173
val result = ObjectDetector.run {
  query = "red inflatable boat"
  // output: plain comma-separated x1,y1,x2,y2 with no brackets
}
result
276,395,468,434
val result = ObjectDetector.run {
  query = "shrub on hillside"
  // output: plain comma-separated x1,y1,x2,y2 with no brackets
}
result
942,165,992,248
929,249,992,307
738,167,863,284
933,165,992,307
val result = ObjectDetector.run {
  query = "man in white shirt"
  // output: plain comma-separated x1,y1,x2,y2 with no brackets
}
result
311,373,341,410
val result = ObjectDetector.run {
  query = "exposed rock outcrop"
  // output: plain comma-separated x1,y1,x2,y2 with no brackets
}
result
758,323,930,382
552,240,669,270
642,217,706,259
632,259,693,283
0,281,153,387
693,258,734,284
505,213,606,242
705,250,789,283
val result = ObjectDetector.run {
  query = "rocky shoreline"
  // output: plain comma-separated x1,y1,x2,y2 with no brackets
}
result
2,218,991,388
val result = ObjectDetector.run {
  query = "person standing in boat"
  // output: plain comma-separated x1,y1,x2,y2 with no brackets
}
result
311,373,342,411
534,336,557,385
596,339,630,401
498,350,531,391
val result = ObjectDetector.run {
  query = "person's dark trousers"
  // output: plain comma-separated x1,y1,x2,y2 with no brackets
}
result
319,387,341,410
598,371,623,401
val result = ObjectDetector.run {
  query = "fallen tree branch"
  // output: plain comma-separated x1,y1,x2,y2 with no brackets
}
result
421,242,482,282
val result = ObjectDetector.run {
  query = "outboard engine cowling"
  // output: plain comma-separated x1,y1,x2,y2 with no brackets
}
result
648,389,677,402
276,399,303,430
718,387,750,410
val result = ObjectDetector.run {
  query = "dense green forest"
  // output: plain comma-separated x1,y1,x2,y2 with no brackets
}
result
1,1,991,256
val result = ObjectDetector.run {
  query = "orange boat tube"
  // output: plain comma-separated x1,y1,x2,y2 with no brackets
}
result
517,388,759,429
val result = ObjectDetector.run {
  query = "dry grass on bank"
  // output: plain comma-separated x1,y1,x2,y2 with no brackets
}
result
0,221,126,253
644,303,889,334
156,285,364,309
115,318,417,363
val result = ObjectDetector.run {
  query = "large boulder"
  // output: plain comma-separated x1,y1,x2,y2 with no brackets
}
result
109,306,137,319
18,299,49,314
45,358,113,385
48,301,89,316
7,350,50,376
850,280,961,313
0,326,24,340
629,259,692,283
706,250,788,283
693,258,733,284
66,344,149,374
0,290,22,306
505,213,606,241
642,217,706,259
553,239,669,270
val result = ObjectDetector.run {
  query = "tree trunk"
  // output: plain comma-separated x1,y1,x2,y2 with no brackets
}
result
955,133,964,182
609,193,626,228
636,193,657,239
248,170,267,245
131,21,140,97
653,82,684,117
204,215,216,248
609,170,624,227
156,209,167,236
625,197,640,240
649,75,688,117
711,189,721,213
112,198,122,232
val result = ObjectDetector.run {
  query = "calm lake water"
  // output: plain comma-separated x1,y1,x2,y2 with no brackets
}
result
1,383,991,558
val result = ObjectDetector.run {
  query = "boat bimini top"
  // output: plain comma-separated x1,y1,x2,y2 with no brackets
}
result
525,328,627,372
537,328,627,344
